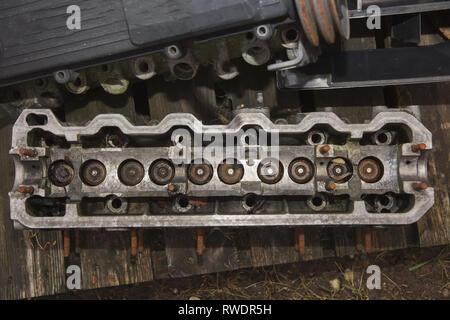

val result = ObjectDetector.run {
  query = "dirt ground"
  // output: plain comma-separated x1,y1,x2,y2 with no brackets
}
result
41,245,449,300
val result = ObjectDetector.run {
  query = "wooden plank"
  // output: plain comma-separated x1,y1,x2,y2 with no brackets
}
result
163,229,203,277
394,82,450,247
201,228,240,274
305,227,325,261
0,124,31,299
270,228,298,265
396,29,450,247
371,226,419,251
232,229,254,270
146,229,169,279
333,228,359,258
0,125,66,299
249,228,274,267
78,230,154,289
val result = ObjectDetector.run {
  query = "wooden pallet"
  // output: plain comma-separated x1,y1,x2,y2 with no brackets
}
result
1,34,449,300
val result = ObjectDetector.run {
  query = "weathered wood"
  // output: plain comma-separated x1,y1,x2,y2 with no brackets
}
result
389,28,450,247
395,82,450,247
0,125,66,299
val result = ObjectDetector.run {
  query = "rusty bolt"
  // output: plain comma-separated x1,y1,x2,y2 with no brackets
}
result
326,181,336,191
319,145,331,154
18,186,34,194
295,228,305,256
131,230,138,257
413,182,428,191
63,230,71,258
19,148,37,157
168,184,178,193
49,160,75,187
196,229,205,256
411,143,426,152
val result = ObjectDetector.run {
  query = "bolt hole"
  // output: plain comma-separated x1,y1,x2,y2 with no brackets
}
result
377,133,388,144
285,28,299,42
311,134,322,144
138,61,149,73
178,196,189,208
312,197,323,207
169,46,179,56
379,195,390,206
245,194,257,208
173,62,194,80
73,77,82,87
112,198,122,209
221,61,232,73
257,26,267,36
246,32,254,40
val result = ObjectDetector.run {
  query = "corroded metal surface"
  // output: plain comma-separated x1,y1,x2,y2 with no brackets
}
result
9,108,434,229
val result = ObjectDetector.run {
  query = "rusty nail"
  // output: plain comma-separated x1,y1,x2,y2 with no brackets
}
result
131,230,138,257
18,186,34,194
319,145,331,154
138,229,144,253
63,230,70,258
19,148,37,157
411,143,426,152
196,229,205,256
364,229,372,253
413,182,428,191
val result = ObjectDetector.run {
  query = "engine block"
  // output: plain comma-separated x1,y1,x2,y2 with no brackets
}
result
9,108,433,229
